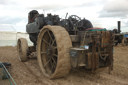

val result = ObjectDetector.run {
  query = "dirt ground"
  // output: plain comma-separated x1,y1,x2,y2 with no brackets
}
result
0,45,128,85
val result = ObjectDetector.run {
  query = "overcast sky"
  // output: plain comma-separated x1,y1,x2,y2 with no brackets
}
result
0,0,128,32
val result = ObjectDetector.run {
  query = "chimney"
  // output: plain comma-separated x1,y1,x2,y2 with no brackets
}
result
117,21,121,33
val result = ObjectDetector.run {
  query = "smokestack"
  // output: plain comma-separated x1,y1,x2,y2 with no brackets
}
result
117,21,121,33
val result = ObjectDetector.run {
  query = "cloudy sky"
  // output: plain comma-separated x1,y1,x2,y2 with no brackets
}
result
0,0,128,32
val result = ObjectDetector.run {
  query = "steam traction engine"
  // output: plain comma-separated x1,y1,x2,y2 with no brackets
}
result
17,10,114,79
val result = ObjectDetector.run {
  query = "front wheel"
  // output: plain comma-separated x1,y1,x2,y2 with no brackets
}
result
17,38,28,62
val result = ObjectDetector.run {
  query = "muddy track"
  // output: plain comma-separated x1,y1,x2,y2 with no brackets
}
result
0,45,128,85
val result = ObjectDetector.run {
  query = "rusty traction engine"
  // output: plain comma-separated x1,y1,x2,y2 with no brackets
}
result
17,10,114,79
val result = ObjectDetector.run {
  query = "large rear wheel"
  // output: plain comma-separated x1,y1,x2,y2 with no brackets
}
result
37,25,72,79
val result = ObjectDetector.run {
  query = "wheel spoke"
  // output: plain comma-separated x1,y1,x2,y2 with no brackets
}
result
49,38,53,46
51,57,57,72
51,57,57,66
52,46,57,49
44,58,52,68
51,58,56,71
51,63,56,71
41,51,46,54
51,39,56,46
47,30,53,41
53,54,57,57
43,38,50,46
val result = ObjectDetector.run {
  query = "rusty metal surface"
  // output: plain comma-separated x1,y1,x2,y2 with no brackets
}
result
71,31,114,72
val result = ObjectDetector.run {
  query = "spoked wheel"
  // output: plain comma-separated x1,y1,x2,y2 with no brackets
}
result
37,25,72,79
17,38,28,62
